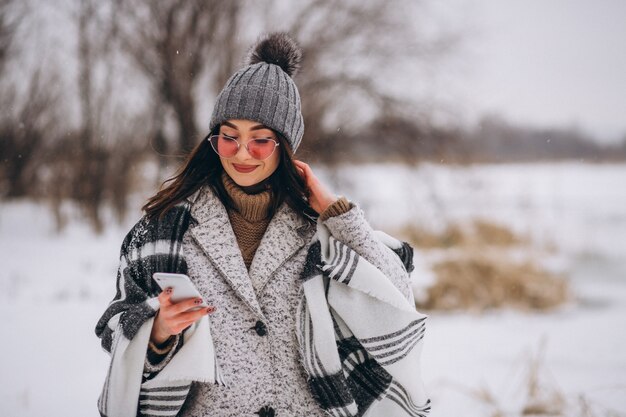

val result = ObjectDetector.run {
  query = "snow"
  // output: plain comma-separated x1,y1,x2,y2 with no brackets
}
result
325,162,626,262
1,162,625,416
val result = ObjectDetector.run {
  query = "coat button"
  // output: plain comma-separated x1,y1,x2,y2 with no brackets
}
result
256,405,275,417
251,320,267,336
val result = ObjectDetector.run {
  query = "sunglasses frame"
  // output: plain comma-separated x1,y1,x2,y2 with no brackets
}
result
208,134,280,161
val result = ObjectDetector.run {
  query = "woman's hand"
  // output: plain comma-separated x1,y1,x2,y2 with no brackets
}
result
150,288,216,345
293,160,338,214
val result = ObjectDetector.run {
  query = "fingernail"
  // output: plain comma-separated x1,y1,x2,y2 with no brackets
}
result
166,288,172,294
194,299,201,304
206,306,215,313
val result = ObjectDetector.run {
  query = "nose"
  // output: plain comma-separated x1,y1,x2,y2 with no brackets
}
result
234,139,253,160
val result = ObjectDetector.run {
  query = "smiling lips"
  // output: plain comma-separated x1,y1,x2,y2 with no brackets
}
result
232,163,258,173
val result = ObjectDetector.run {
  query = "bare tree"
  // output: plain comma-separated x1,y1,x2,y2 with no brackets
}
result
0,0,21,75
3,0,462,228
0,68,62,198
0,0,152,229
269,0,461,162
109,0,458,161
0,0,64,198
40,0,150,231
112,0,243,153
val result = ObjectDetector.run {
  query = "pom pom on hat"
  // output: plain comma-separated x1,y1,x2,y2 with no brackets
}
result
248,32,302,77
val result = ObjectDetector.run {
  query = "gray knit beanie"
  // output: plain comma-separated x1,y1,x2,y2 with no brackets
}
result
209,32,305,152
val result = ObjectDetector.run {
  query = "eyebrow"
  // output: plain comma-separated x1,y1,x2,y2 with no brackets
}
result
222,121,271,131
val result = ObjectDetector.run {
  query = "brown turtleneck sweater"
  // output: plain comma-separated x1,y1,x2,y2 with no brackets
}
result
222,172,273,269
221,172,352,269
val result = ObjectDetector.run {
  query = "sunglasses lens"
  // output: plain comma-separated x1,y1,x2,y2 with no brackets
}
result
209,135,277,160
210,135,238,158
248,139,276,160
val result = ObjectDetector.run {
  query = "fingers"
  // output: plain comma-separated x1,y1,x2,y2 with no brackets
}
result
164,297,199,314
158,288,208,314
293,160,309,177
156,300,215,335
163,296,214,317
166,306,215,334
295,160,321,186
158,287,173,307
173,307,215,333
178,307,213,323
294,159,309,169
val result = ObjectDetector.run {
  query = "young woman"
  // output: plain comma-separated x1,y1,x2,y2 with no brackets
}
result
95,33,428,417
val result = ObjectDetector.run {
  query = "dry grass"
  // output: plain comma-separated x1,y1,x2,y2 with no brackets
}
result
436,340,624,416
448,341,625,417
521,341,566,415
402,223,468,249
401,219,523,250
396,219,569,312
473,219,522,246
460,345,567,416
418,253,568,311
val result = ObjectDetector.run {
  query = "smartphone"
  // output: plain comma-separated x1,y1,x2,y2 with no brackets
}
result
153,272,209,311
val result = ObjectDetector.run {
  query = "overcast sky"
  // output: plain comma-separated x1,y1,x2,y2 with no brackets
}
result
438,0,626,142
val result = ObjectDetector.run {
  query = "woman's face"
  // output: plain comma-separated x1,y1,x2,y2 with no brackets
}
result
218,119,280,187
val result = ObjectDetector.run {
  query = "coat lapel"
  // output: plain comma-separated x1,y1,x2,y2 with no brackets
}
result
188,186,264,318
248,203,313,296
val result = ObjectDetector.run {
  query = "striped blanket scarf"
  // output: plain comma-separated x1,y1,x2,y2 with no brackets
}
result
297,222,430,417
95,200,429,416
94,203,226,417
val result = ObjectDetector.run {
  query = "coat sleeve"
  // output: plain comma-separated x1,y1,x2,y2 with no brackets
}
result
321,202,415,302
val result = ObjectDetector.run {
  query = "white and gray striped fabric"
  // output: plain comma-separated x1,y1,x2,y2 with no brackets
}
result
98,298,225,417
296,223,431,417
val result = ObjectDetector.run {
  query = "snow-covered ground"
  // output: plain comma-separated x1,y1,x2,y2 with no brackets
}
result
1,162,624,416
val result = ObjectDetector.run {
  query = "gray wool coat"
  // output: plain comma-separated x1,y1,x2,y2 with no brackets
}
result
161,185,414,416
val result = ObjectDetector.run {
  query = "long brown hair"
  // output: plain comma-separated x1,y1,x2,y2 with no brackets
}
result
142,126,318,223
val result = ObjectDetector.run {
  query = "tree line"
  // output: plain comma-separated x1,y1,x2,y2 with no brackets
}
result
1,0,457,231
1,0,622,232
341,113,626,164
